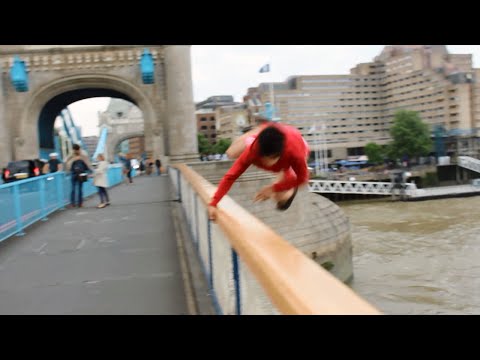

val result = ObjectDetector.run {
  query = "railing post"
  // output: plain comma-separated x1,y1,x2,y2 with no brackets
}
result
39,176,48,221
56,172,66,209
12,183,25,236
177,169,182,203
194,194,199,251
231,249,242,315
207,212,213,289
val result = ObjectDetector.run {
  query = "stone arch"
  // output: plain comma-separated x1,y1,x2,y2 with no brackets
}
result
107,131,145,163
15,73,162,161
38,88,134,151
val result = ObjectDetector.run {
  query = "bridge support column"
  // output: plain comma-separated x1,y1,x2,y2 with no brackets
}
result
165,45,199,163
0,76,12,166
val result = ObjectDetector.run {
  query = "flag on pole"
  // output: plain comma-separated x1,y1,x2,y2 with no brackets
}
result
259,64,270,73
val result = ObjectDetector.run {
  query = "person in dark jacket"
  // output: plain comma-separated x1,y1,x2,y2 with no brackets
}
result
43,152,63,174
119,153,133,184
65,144,92,208
155,159,162,176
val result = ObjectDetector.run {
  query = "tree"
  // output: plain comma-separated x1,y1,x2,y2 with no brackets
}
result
197,133,212,154
213,138,232,154
364,142,384,164
389,110,433,161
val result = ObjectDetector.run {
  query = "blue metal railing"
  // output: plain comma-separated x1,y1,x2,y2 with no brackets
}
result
60,108,85,152
92,126,109,161
0,165,127,243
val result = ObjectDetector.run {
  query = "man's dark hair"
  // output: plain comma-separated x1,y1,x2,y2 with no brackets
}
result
257,126,285,157
72,144,81,151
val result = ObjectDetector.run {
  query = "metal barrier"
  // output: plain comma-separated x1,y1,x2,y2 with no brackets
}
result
170,164,381,315
458,156,480,174
0,164,125,242
309,179,418,197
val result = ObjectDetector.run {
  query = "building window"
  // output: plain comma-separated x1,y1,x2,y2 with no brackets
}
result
210,117,215,121
211,134,216,138
347,147,365,156
200,117,207,122
117,112,123,118
201,126,207,130
211,126,216,129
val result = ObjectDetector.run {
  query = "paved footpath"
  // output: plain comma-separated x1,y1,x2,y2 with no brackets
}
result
0,175,189,314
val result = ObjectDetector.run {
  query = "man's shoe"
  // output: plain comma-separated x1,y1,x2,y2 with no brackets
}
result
276,187,298,211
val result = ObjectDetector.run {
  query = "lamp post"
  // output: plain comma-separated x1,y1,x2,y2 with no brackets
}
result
315,119,322,176
318,114,328,174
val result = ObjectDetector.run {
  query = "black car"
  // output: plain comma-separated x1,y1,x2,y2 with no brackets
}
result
2,159,45,184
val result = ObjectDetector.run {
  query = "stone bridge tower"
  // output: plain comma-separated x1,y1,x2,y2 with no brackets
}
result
0,45,198,166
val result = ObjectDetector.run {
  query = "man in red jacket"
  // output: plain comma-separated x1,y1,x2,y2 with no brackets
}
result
208,122,310,221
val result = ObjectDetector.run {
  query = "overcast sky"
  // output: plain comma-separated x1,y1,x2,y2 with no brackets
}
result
69,45,480,136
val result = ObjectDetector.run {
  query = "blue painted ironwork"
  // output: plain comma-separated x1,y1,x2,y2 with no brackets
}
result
231,249,242,315
258,101,280,122
0,165,127,242
38,108,83,161
447,128,476,136
140,48,155,84
92,126,109,161
56,173,65,209
262,102,274,120
207,213,214,288
434,124,446,157
10,56,29,92
12,184,25,236
60,108,85,151
54,135,63,161
39,178,48,221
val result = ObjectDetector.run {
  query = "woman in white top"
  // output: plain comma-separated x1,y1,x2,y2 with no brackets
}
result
93,154,110,208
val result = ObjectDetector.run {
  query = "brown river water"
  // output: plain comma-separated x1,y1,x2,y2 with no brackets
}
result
340,196,480,314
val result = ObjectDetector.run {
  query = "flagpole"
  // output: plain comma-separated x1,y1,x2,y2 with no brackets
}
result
319,118,324,173
270,79,276,121
268,63,276,121
313,120,319,176
322,119,328,173
259,63,275,120
318,114,328,173
316,118,321,176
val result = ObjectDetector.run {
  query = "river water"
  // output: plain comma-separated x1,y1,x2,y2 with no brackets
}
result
340,196,480,315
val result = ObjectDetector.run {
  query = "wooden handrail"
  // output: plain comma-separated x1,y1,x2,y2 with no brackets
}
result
174,164,381,315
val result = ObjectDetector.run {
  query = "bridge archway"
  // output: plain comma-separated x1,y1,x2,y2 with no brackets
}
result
15,73,161,161
109,132,145,163
38,89,134,152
